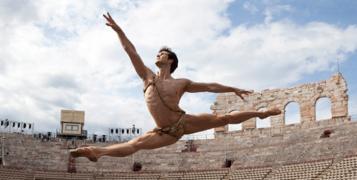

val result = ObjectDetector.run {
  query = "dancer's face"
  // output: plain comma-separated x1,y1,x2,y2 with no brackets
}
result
155,51,172,67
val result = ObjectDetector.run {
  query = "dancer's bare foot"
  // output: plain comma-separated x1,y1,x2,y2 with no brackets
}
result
258,108,281,119
70,146,99,162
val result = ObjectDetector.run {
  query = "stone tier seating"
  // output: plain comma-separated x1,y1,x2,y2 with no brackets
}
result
1,155,357,180
317,155,357,180
33,170,93,180
0,167,32,180
180,169,228,180
266,159,332,180
96,172,160,180
227,167,272,180
158,171,183,179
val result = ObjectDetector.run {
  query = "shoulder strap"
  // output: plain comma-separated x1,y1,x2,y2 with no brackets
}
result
143,76,156,93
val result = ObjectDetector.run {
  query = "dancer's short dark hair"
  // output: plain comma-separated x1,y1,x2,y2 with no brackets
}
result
159,47,178,74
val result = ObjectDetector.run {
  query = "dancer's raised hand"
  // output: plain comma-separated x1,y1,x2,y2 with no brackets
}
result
103,12,120,32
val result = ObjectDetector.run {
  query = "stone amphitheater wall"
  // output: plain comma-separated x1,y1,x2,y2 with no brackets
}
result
1,73,355,172
2,117,357,172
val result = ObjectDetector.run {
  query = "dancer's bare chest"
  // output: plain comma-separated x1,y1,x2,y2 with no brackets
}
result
144,78,184,107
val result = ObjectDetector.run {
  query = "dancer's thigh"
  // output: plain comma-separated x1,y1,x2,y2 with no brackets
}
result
183,113,229,135
128,131,178,150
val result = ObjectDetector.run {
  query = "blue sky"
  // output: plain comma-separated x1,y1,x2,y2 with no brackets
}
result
0,0,356,137
229,0,357,110
229,0,357,26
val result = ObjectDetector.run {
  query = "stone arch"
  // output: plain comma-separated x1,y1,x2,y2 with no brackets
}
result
314,96,332,121
227,109,242,132
284,101,301,125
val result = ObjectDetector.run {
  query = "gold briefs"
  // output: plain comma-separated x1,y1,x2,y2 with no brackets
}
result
151,113,185,139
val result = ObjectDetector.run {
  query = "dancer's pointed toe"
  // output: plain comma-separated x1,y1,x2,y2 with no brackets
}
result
259,108,282,119
70,147,98,162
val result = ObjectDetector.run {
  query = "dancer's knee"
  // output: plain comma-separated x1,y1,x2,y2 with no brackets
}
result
128,138,144,151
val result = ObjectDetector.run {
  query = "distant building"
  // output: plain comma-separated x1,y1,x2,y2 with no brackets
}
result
57,110,87,139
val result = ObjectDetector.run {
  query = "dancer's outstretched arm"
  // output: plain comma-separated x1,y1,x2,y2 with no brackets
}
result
184,80,252,100
103,12,153,80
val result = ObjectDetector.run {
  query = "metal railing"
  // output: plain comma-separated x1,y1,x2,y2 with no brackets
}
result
0,119,34,134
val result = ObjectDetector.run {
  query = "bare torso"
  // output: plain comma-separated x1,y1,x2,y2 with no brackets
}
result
143,74,188,128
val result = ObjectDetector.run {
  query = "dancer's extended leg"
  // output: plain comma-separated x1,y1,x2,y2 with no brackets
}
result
184,108,281,134
70,131,177,162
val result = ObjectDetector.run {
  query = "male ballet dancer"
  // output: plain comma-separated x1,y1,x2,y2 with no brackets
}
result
70,13,281,162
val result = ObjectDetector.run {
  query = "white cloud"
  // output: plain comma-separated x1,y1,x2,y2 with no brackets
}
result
193,21,357,90
243,2,258,14
263,3,293,24
1,0,357,137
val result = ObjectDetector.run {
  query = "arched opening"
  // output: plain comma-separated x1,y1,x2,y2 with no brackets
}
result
315,97,332,121
228,123,242,131
228,110,242,131
284,102,301,125
256,108,271,128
